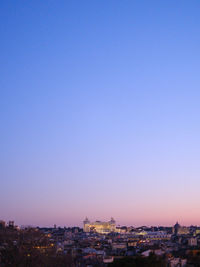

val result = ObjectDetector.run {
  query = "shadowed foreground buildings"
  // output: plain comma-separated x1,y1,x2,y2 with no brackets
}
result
2,220,200,266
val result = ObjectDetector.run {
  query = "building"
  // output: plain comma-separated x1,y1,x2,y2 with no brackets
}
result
8,221,14,229
173,222,189,235
83,217,116,234
195,229,200,235
188,237,197,246
168,258,187,267
145,231,171,240
0,220,6,229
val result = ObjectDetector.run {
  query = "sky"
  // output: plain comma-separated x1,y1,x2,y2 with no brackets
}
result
1,0,200,227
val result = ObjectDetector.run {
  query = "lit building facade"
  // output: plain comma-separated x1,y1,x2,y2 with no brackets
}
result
83,217,116,234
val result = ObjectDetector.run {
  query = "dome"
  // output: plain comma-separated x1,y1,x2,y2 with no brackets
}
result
174,221,180,228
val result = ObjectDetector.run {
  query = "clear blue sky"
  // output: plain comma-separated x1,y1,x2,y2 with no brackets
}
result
1,0,200,227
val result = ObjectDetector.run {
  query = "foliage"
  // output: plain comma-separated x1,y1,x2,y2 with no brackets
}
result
109,254,166,267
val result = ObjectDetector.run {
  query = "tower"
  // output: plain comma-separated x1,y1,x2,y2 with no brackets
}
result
83,217,90,232
109,217,116,232
173,222,180,235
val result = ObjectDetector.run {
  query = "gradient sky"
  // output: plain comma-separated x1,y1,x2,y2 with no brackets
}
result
1,0,200,227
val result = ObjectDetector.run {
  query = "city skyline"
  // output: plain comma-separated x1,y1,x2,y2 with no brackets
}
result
1,0,200,227
1,217,199,266
0,217,200,229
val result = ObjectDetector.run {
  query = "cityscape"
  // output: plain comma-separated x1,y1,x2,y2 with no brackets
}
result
1,218,200,266
2,0,200,266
